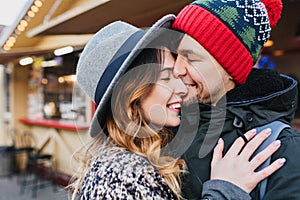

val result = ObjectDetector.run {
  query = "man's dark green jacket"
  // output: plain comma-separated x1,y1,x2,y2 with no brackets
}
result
181,69,300,200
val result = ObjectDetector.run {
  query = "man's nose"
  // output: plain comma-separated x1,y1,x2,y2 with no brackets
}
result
173,56,187,78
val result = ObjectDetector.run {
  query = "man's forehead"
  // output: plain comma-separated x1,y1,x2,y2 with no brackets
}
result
177,34,204,56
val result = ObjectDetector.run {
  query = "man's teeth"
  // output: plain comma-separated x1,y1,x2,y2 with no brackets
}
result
168,103,181,109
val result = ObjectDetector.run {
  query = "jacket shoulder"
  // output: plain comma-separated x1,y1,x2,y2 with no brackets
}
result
264,127,300,199
80,150,175,199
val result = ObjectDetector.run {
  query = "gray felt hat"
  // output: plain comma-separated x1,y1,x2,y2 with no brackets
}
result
76,14,176,137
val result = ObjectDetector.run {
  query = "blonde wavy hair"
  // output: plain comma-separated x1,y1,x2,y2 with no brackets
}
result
69,47,186,199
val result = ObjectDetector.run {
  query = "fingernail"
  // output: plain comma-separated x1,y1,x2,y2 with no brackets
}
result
218,138,223,144
250,129,256,135
278,158,286,165
273,140,281,146
264,128,272,134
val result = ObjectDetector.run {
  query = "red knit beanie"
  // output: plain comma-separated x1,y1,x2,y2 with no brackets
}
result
172,0,283,84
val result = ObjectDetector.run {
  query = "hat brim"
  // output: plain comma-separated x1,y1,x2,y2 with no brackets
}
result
88,14,176,137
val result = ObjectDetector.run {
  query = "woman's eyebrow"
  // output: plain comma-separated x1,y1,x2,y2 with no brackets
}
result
160,67,173,71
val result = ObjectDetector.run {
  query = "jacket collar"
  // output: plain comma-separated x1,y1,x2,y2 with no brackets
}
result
225,69,297,129
198,69,298,130
225,68,297,105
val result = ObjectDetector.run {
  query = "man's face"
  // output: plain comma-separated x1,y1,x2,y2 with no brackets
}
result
173,34,233,105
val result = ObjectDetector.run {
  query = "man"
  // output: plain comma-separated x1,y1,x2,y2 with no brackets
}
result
171,0,300,199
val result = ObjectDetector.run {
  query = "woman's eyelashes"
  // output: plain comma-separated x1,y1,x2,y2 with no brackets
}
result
159,68,173,81
161,77,171,81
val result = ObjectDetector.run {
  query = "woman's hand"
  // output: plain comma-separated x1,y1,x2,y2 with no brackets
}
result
210,128,286,194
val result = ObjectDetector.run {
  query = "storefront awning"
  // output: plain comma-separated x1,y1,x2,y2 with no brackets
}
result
26,0,192,37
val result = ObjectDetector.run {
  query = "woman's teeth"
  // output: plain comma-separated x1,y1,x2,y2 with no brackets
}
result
168,103,181,109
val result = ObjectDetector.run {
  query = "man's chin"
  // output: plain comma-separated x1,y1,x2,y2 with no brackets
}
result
183,87,199,105
183,95,199,106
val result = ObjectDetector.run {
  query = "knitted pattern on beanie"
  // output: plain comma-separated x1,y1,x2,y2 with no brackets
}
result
172,0,282,84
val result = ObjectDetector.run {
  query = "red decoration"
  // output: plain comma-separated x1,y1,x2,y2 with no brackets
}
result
261,0,283,27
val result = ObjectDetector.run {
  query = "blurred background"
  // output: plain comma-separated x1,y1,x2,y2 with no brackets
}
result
0,0,299,199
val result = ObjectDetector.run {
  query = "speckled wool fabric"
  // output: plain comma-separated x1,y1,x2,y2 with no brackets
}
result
79,148,175,199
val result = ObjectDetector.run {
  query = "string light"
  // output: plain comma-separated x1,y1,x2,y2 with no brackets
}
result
27,10,35,18
20,20,28,27
1,0,44,51
14,29,21,35
34,0,43,8
5,40,14,47
3,45,11,51
7,36,16,43
17,25,25,32
31,5,39,13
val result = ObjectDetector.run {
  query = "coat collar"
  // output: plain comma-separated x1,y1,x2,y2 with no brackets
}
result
198,69,298,130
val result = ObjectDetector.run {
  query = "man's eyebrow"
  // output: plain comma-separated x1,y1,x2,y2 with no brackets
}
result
177,49,198,56
177,49,205,61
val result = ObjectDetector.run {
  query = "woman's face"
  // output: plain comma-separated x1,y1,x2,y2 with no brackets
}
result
141,50,188,127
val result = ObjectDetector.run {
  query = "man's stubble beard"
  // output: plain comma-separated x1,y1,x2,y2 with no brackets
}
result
184,81,224,105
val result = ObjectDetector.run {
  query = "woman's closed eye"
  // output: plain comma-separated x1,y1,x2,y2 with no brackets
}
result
161,77,171,81
159,68,173,82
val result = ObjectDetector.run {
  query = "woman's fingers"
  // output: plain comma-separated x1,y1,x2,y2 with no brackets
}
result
211,138,224,167
250,140,282,169
210,130,286,194
244,129,257,141
240,128,272,160
253,157,286,182
224,129,256,157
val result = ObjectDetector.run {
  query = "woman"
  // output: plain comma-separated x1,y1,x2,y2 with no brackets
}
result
70,16,285,200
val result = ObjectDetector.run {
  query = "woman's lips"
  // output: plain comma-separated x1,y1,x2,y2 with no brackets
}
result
167,102,181,114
